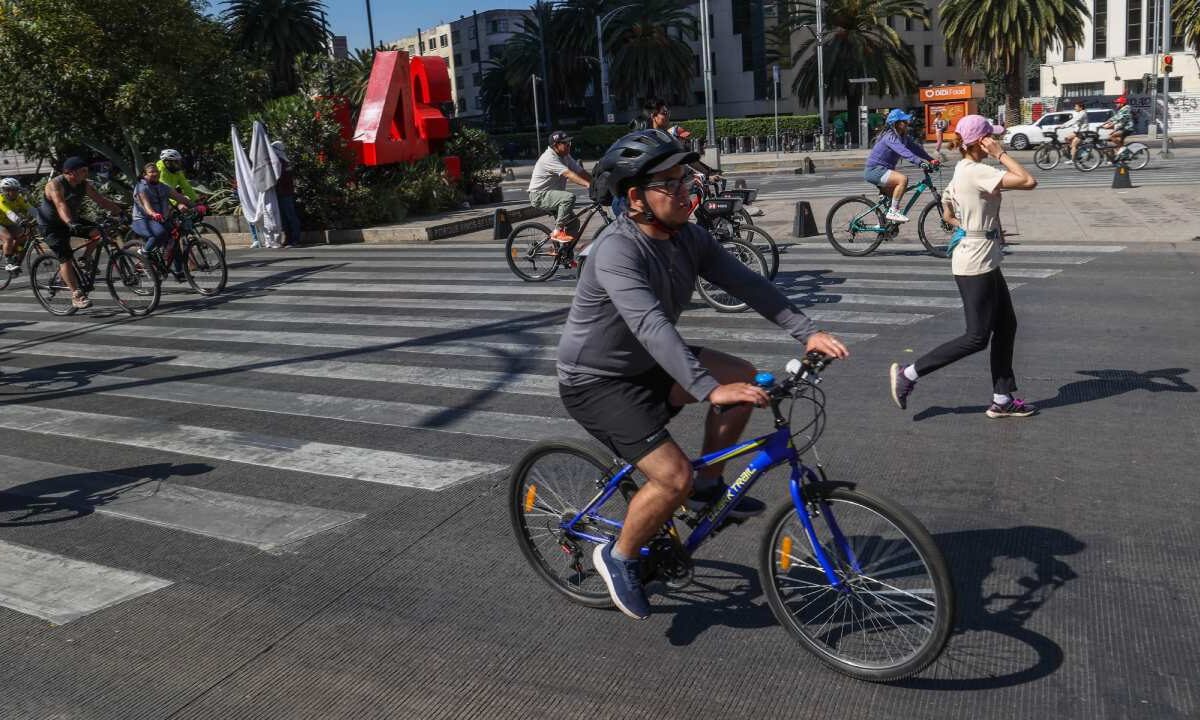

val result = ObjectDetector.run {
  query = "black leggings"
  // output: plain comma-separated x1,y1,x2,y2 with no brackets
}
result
914,269,1018,395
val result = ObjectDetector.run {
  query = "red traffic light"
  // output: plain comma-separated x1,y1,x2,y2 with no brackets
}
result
1164,54,1174,73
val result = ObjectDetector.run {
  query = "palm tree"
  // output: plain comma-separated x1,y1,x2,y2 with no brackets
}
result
223,0,327,97
481,54,523,127
339,48,374,107
788,0,924,143
605,0,699,107
1175,0,1200,51
557,0,616,122
941,0,1087,123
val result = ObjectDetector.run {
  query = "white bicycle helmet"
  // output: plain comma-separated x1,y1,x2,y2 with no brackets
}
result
0,178,20,191
160,148,183,162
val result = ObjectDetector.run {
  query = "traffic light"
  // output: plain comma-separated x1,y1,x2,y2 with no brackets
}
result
1163,54,1174,74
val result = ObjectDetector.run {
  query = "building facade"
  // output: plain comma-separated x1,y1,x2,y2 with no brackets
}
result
390,9,528,121
1041,0,1198,98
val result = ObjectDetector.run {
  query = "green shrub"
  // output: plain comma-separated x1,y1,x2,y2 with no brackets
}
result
444,127,502,194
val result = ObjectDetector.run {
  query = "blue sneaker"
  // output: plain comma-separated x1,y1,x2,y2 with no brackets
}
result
593,543,650,620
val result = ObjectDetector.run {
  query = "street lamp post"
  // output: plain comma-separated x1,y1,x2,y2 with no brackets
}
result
596,4,635,125
801,16,827,150
1160,0,1173,158
532,74,543,149
699,0,717,159
365,0,376,50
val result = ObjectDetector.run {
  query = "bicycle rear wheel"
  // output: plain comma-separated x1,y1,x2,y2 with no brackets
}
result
30,254,77,316
183,237,227,295
917,201,952,259
107,249,160,316
825,197,886,257
1074,145,1103,172
696,238,768,313
760,485,955,682
509,439,625,608
736,224,780,279
505,222,562,282
1033,145,1060,170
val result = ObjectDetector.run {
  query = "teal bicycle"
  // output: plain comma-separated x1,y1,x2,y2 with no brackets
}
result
824,169,955,258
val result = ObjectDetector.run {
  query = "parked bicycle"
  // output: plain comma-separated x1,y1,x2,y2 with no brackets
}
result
123,214,227,296
1072,130,1150,172
0,220,50,291
30,217,159,316
509,352,955,682
825,169,949,257
505,200,611,282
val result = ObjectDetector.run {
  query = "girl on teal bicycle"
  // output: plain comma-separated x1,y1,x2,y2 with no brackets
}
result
863,109,939,223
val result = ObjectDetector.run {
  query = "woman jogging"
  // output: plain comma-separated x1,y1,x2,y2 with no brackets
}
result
933,110,950,157
889,115,1039,419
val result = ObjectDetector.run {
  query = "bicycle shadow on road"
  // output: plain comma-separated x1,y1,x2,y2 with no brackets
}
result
0,462,213,528
0,356,171,395
896,524,1085,690
653,559,777,646
912,367,1196,421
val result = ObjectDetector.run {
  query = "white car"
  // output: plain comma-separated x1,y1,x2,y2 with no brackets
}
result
1002,108,1114,150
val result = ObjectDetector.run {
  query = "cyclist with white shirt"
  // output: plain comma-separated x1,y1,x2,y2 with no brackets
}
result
889,116,1039,419
527,131,592,244
1059,102,1089,162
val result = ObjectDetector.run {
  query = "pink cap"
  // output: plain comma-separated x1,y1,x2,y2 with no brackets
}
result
955,115,1005,146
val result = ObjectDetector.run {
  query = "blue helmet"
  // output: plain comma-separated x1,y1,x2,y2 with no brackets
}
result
886,109,914,125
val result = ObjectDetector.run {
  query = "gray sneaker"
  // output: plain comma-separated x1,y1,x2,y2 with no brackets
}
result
890,363,916,409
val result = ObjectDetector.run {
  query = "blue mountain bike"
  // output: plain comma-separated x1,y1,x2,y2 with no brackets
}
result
509,353,955,682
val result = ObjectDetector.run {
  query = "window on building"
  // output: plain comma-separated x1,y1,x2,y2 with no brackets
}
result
1126,2,1141,56
488,44,505,59
458,97,467,113
475,96,484,110
454,53,462,66
742,33,754,70
1093,0,1107,57
709,14,715,37
1062,81,1105,98
468,26,476,40
695,91,705,105
923,44,932,67
712,51,718,74
1126,77,1182,94
470,49,479,63
694,54,701,76
1063,42,1076,61
905,15,913,31
455,75,462,90
452,30,460,43
946,48,954,66
439,34,448,48
472,72,482,85
924,8,932,26
732,0,750,34
489,19,509,34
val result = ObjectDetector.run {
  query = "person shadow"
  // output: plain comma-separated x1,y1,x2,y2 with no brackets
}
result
0,462,213,527
913,367,1195,421
652,559,779,646
897,525,1085,689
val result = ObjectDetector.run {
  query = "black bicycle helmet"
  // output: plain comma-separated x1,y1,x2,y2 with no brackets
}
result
591,129,698,204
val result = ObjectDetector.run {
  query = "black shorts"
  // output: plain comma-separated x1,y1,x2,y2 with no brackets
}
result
38,223,80,261
560,347,703,464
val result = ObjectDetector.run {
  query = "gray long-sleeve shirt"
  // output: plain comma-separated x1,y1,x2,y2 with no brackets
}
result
556,214,819,401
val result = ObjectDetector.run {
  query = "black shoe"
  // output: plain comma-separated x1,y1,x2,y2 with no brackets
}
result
684,481,766,519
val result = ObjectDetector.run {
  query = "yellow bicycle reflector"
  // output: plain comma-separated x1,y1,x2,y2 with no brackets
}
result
780,536,793,570
510,247,519,257
524,485,537,512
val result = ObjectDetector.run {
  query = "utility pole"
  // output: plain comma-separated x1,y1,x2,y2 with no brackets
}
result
699,0,718,162
365,0,376,51
815,0,827,150
597,5,634,125
1150,0,1160,138
1160,0,1173,157
532,75,542,149
537,2,553,128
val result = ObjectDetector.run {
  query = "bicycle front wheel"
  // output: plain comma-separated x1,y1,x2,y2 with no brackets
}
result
183,237,227,295
196,222,227,255
825,197,886,257
30,253,77,316
696,238,768,313
917,201,953,259
505,222,561,282
736,224,780,279
509,439,625,608
1074,145,1103,172
1125,145,1150,171
760,485,955,682
107,249,160,316
1033,145,1060,170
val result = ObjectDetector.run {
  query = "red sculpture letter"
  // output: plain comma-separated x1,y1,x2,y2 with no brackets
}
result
353,51,452,166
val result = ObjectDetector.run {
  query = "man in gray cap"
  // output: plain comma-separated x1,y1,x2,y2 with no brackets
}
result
36,156,124,309
527,130,591,244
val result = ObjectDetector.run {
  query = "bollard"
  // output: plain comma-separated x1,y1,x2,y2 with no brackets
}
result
734,178,747,190
1111,162,1133,189
805,156,816,174
493,208,512,240
792,201,819,237
505,168,515,181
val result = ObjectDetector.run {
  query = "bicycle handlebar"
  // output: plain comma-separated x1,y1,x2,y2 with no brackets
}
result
712,352,835,413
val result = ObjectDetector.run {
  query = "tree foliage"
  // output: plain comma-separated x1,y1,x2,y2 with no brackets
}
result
0,0,262,177
222,0,328,98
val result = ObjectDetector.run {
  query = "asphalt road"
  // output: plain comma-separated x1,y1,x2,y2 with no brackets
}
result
1,240,1198,719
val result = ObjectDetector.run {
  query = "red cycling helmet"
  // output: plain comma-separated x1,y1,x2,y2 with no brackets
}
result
1115,96,1129,106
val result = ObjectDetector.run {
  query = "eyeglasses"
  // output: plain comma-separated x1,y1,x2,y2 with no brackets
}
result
654,109,670,118
641,170,695,196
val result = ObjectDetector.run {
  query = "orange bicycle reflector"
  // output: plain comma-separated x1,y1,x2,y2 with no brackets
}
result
510,247,519,257
780,536,793,570
524,485,537,512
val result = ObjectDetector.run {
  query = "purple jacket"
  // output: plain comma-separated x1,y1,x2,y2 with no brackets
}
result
865,131,933,170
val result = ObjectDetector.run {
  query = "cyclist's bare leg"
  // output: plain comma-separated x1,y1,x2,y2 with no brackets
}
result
883,173,908,209
668,347,756,483
58,258,81,294
614,440,692,559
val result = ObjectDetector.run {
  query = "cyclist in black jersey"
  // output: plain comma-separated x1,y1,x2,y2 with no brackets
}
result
36,157,124,309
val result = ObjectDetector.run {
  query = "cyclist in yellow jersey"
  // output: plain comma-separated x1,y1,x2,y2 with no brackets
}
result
155,149,197,203
0,178,37,272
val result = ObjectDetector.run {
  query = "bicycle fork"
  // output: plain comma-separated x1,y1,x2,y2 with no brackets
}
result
787,464,861,592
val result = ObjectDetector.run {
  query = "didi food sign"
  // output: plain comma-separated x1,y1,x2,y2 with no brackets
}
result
347,50,461,179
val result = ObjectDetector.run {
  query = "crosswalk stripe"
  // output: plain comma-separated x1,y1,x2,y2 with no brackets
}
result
227,251,1102,265
0,455,364,550
0,366,582,443
0,539,173,624
0,405,505,490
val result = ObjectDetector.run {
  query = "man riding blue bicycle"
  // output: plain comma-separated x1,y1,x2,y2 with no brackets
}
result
863,109,940,223
557,129,849,620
